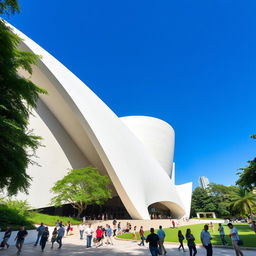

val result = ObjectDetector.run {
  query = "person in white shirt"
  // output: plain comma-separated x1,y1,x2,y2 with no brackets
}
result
227,223,244,256
85,224,94,248
79,222,86,240
200,225,212,256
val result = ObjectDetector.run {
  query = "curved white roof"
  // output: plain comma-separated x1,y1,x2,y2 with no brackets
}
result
10,23,192,219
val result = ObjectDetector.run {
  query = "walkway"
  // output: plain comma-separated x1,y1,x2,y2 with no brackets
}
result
0,234,254,256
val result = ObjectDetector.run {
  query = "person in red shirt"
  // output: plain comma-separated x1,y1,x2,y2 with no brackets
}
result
138,226,145,246
96,226,103,247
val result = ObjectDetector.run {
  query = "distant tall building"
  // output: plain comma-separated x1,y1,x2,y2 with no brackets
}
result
199,176,209,189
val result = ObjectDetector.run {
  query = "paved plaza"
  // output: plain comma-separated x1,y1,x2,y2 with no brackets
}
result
0,234,255,256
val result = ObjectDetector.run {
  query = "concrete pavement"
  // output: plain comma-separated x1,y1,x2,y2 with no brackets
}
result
0,233,255,256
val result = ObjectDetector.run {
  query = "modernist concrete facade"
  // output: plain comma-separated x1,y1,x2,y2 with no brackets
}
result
12,24,192,220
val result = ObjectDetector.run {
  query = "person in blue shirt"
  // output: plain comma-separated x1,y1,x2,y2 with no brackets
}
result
106,225,113,245
218,223,227,245
200,225,212,256
157,226,167,255
56,224,65,249
34,223,45,246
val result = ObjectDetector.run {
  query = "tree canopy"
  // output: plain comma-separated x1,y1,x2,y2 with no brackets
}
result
191,183,256,217
50,166,112,217
236,135,256,190
229,187,256,217
0,0,46,195
0,0,19,15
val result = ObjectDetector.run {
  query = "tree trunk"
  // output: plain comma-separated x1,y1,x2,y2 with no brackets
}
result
76,204,87,218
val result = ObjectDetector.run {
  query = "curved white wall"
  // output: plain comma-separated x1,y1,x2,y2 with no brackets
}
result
10,23,192,219
120,116,174,177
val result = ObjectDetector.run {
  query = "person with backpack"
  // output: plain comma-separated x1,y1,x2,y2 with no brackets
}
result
186,228,197,256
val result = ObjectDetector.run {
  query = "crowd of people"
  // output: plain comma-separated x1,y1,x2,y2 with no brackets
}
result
144,223,245,256
0,219,254,255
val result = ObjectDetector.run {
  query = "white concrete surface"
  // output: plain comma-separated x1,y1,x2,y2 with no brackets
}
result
9,23,192,220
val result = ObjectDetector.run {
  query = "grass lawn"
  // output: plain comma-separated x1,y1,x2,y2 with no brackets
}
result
27,212,81,226
117,223,256,248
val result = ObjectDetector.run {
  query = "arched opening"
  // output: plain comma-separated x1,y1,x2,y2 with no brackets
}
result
148,202,171,219
148,201,185,219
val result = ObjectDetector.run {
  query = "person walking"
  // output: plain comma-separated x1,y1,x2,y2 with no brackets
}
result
79,222,85,240
1,226,12,249
146,228,160,256
209,222,214,233
96,226,103,247
34,222,45,246
113,219,117,236
40,226,49,252
117,222,122,235
15,226,28,255
85,224,94,248
157,225,167,255
66,221,71,236
56,224,65,249
186,228,197,256
55,220,60,227
51,227,58,248
200,224,213,256
172,220,176,228
138,226,145,246
106,224,113,245
227,223,244,256
178,230,185,252
218,223,227,245
132,226,137,240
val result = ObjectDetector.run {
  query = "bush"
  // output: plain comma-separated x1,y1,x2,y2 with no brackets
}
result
0,204,35,231
3,199,31,217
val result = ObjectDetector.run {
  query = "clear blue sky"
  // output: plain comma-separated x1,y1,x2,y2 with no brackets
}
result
5,0,256,188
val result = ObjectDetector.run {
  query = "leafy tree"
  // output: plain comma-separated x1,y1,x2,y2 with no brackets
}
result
0,1,46,195
191,187,218,217
229,187,256,217
236,135,256,190
208,183,239,214
0,0,19,15
191,184,244,217
51,166,112,217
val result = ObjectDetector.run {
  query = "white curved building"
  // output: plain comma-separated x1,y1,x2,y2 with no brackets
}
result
12,24,192,220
